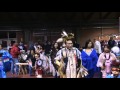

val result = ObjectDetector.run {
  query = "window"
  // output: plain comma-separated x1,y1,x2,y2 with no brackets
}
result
9,32,16,38
0,32,7,39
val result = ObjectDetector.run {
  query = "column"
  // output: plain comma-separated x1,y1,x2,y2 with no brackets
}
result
24,30,31,43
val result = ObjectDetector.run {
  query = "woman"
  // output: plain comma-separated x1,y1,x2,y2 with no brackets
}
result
50,42,60,78
35,45,42,54
97,45,117,78
26,49,36,76
81,40,99,78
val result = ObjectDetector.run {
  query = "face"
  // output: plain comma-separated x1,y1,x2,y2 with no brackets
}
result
66,40,73,49
112,70,119,75
87,42,92,48
110,37,113,40
35,54,39,59
31,50,34,54
111,67,120,76
54,43,58,49
104,46,110,53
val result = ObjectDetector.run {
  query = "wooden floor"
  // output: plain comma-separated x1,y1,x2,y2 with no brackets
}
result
6,71,100,78
6,72,54,78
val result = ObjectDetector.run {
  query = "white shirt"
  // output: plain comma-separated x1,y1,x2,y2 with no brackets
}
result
94,40,102,54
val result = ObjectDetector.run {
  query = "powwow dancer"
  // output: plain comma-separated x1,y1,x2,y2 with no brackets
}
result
54,31,88,78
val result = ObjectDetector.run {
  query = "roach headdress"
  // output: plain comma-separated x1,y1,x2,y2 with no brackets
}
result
56,30,74,43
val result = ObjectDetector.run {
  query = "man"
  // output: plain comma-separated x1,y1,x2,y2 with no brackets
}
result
55,39,84,78
94,39,102,56
108,37,116,49
10,43,20,75
45,41,52,56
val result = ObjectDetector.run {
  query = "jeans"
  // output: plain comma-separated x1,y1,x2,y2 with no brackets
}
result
29,65,32,76
11,58,19,75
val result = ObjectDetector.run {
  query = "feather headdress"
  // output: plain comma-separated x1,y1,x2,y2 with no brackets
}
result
56,30,74,43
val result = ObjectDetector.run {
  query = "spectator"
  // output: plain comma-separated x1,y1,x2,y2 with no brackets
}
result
10,43,20,75
26,49,36,76
108,37,116,49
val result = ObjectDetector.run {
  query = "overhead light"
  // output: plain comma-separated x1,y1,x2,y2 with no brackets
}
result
41,29,47,30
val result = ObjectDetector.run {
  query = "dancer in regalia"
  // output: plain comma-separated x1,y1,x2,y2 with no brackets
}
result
35,53,43,78
97,45,117,78
0,44,12,78
54,31,88,78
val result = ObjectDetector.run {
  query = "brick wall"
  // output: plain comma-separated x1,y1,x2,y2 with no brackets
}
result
76,28,119,47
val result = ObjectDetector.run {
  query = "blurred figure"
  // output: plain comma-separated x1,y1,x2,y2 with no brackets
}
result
97,45,117,78
50,42,60,78
108,37,116,49
0,44,12,78
45,41,52,56
94,39,102,56
0,57,6,78
26,49,36,76
39,46,49,75
35,53,43,78
106,60,120,78
10,43,20,75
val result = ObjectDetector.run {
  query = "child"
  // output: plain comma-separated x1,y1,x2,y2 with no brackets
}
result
34,53,43,78
106,60,120,78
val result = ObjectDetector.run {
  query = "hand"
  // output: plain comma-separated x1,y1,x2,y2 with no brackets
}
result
101,66,105,70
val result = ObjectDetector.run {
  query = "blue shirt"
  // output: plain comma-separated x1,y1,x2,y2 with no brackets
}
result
0,49,12,59
106,74,120,78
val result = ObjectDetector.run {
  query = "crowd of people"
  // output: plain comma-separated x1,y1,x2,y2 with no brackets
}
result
0,31,120,78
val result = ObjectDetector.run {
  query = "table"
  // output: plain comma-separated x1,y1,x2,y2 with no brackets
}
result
15,63,29,75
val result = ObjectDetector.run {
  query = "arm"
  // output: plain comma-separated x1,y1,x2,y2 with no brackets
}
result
76,48,82,67
35,61,37,70
110,53,117,61
54,50,62,61
54,50,62,66
76,48,82,60
96,53,104,68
